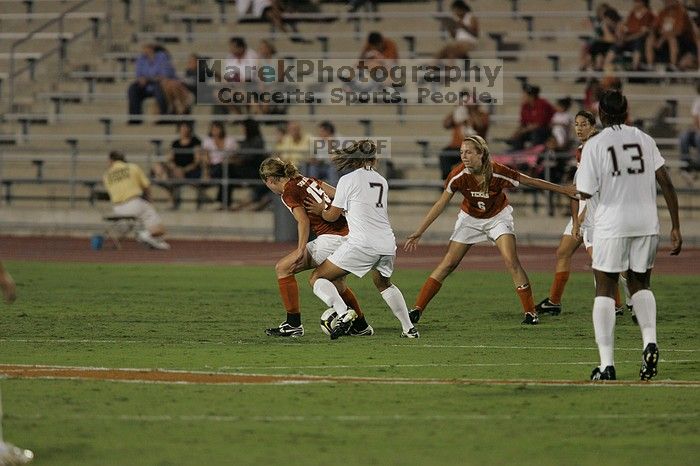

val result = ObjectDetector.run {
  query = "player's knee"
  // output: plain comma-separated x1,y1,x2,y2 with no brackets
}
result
274,260,288,276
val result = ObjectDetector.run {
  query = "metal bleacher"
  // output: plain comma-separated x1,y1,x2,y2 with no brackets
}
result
1,0,699,239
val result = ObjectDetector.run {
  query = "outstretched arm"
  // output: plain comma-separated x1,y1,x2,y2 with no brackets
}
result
404,190,455,252
519,173,578,198
655,166,682,255
303,197,343,223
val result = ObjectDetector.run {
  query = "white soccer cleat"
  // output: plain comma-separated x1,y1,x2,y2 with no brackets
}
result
137,231,170,250
0,441,34,465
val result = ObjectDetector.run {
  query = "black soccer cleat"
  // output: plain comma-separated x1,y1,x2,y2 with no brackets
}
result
640,343,659,381
400,327,420,338
590,365,616,381
265,322,304,337
347,318,374,336
615,305,624,316
521,312,539,325
330,310,356,340
535,298,561,316
408,308,421,324
629,305,638,325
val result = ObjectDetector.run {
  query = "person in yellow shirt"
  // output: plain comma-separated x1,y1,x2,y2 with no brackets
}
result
103,151,170,250
274,121,311,166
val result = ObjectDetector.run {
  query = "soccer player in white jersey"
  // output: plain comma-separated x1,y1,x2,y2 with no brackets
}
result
304,140,418,339
576,90,682,381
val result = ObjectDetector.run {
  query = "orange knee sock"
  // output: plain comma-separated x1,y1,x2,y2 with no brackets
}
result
414,277,442,312
277,276,300,315
340,287,363,317
517,283,535,314
548,271,570,305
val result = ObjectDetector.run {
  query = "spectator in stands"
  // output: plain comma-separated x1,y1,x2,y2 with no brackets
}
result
256,40,289,115
103,151,170,249
551,97,574,151
234,119,271,210
202,122,239,209
645,0,697,71
275,121,311,167
679,81,700,181
437,0,479,60
127,44,175,124
607,0,655,71
439,96,489,179
214,37,260,115
359,32,399,64
307,121,343,186
237,0,291,33
507,84,555,151
588,5,623,71
347,0,377,13
152,121,203,209
181,53,199,95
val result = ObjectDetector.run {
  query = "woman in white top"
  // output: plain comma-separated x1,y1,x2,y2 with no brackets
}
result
304,140,418,340
437,0,479,60
201,121,239,209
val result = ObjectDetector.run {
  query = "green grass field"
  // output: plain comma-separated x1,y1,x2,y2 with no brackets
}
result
1,261,698,466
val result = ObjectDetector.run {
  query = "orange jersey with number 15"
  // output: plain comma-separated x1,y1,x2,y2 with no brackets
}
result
445,162,521,219
281,176,349,237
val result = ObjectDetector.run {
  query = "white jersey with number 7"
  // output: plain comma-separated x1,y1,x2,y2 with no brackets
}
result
331,167,396,255
577,124,665,239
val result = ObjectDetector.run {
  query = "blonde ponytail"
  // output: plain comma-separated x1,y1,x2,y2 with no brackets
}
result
259,157,300,180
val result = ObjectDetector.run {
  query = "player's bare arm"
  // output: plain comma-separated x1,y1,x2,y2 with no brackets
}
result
291,206,311,266
303,197,343,222
319,182,336,199
404,190,455,252
655,166,682,256
519,174,578,198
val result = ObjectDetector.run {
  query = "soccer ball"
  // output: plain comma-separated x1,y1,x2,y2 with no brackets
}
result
320,308,338,336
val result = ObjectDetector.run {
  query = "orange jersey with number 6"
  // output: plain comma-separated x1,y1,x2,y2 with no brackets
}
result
444,162,521,218
281,176,349,236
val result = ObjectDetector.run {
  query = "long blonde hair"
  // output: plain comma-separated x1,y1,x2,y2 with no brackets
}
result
259,157,300,180
330,139,377,172
463,135,492,194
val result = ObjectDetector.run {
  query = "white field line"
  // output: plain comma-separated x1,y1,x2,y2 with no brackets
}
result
215,360,696,370
1,338,697,353
8,412,699,423
1,364,699,388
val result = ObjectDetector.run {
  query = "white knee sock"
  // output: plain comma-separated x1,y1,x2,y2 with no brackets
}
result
380,285,413,333
593,296,616,369
312,279,348,316
619,275,632,306
631,289,657,348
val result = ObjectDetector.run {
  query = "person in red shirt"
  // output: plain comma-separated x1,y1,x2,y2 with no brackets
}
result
607,0,655,70
645,0,697,70
507,84,555,150
259,157,373,337
404,136,577,325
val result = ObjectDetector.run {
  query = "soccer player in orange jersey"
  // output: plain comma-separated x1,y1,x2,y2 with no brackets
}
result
536,111,630,318
404,135,577,325
0,261,16,304
259,157,372,337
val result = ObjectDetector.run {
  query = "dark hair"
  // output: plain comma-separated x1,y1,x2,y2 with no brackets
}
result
557,97,573,111
319,120,335,134
636,0,650,7
598,90,628,126
524,84,540,98
109,150,126,162
176,120,194,132
575,110,596,126
368,32,383,46
209,121,226,138
451,0,471,12
229,36,246,49
603,8,621,23
330,139,377,171
243,118,262,140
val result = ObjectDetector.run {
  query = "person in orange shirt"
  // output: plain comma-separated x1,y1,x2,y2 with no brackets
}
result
359,32,399,64
607,0,655,70
645,0,697,70
404,136,576,325
259,157,373,337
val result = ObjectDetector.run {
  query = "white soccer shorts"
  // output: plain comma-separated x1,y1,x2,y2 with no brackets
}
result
113,197,162,230
449,205,515,245
582,226,594,250
592,235,659,273
326,241,395,278
306,234,345,267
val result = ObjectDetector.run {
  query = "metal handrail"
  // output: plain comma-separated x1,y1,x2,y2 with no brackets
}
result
7,0,112,112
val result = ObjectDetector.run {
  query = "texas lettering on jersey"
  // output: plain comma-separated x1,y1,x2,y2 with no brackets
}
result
281,176,349,236
445,162,521,219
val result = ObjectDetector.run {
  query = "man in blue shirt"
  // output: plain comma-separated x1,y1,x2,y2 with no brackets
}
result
127,44,175,124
